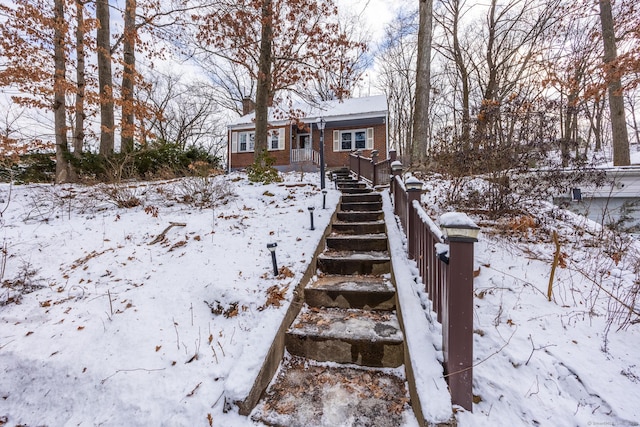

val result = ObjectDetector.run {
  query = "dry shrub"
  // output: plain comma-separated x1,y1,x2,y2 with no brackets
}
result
176,174,234,208
507,215,538,234
101,183,142,208
0,261,43,306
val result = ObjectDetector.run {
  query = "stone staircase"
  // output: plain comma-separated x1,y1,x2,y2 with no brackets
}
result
251,170,416,426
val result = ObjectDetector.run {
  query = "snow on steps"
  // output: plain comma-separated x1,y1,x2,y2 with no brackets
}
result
285,306,404,368
304,275,396,311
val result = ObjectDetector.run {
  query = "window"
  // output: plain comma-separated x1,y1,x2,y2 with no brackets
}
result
232,127,284,153
341,132,352,150
239,132,255,152
339,129,367,151
270,130,280,150
354,131,366,149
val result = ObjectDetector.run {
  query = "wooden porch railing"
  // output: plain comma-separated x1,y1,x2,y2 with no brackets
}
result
348,149,395,187
390,172,478,412
291,148,320,165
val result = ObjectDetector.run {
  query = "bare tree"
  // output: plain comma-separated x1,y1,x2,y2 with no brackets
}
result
411,0,434,165
73,0,88,157
625,90,640,147
598,0,630,166
377,10,418,160
253,0,273,160
120,0,137,153
304,12,369,102
54,0,71,183
434,0,473,146
142,72,225,154
472,0,563,148
198,60,256,116
196,0,364,167
96,0,115,156
541,9,601,165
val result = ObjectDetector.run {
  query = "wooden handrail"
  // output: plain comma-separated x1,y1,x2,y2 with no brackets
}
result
390,175,477,412
348,152,391,186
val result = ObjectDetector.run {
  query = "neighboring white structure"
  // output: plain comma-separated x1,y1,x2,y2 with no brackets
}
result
554,167,640,232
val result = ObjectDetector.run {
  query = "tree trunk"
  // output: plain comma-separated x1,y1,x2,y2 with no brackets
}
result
475,0,499,150
253,0,273,164
599,0,630,166
121,0,136,153
561,91,577,168
411,0,433,165
74,0,85,157
450,0,470,146
54,0,70,183
96,0,114,156
628,94,640,147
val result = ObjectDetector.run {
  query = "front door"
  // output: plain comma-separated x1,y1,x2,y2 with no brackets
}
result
298,134,310,149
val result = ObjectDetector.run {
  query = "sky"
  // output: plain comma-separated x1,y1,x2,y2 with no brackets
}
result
337,0,405,43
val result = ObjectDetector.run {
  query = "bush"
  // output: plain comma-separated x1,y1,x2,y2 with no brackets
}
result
1,142,222,184
68,142,222,182
0,153,55,183
246,151,282,184
133,142,221,178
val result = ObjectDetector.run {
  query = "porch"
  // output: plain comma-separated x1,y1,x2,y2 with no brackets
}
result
290,148,320,165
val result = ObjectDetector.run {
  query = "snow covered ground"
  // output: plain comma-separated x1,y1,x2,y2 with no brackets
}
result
0,172,338,426
1,171,639,426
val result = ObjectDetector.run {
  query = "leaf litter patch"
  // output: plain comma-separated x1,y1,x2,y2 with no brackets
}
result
252,356,413,427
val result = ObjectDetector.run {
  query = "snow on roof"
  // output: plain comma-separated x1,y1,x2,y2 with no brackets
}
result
228,94,388,128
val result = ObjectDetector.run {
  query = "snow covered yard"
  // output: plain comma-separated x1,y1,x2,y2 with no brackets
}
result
0,172,338,427
463,230,640,426
417,176,640,427
0,170,639,427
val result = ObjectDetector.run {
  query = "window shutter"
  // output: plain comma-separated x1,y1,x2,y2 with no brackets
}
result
333,130,340,151
366,128,374,149
231,132,238,153
278,128,285,150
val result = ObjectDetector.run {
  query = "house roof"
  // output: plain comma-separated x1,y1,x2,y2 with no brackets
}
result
228,94,388,129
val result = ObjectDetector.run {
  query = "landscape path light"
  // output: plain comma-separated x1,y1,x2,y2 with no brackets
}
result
266,243,278,276
322,189,327,209
308,206,315,230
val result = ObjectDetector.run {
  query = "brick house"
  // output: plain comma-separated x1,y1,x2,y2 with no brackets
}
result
226,95,388,172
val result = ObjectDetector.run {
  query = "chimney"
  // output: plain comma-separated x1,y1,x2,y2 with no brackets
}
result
242,97,255,116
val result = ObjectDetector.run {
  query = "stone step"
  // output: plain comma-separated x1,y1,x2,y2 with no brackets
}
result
305,275,396,311
326,234,388,251
251,356,411,427
338,182,368,189
286,307,404,368
341,193,381,203
332,174,351,181
336,210,383,222
332,220,386,235
317,250,390,275
341,201,383,211
339,187,372,194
